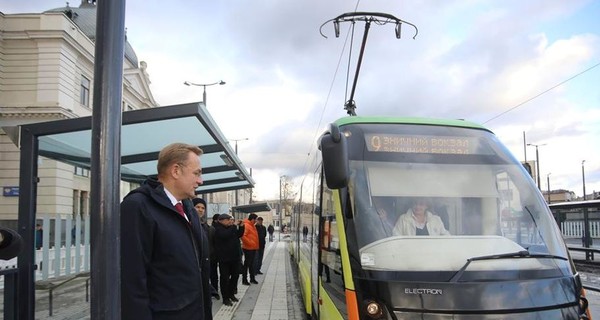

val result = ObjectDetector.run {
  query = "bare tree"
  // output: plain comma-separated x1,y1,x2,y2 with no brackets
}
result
281,176,297,217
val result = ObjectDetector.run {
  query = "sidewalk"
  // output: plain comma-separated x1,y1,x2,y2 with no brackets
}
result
213,240,305,320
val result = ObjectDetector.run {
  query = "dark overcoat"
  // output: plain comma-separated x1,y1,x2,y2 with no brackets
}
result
213,222,244,263
120,179,212,320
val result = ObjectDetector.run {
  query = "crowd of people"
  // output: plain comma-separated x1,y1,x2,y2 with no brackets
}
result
120,142,274,319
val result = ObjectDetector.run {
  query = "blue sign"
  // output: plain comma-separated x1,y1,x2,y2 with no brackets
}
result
3,186,19,197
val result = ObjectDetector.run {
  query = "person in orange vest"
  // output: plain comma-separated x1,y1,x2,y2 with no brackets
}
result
241,213,259,285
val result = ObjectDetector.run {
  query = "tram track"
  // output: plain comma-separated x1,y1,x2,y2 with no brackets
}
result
575,260,600,292
575,260,600,273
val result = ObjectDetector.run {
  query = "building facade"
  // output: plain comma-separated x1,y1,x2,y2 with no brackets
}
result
0,1,249,232
0,1,158,226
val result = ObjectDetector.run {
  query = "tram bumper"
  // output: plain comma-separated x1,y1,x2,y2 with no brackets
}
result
358,276,582,319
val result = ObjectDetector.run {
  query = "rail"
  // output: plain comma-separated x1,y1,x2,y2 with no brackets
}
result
569,246,600,261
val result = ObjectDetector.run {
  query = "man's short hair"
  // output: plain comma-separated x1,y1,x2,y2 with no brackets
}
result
257,217,263,221
212,213,220,220
248,213,258,221
157,143,203,176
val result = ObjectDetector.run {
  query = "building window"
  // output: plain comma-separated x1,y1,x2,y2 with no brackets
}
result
80,76,90,107
74,166,90,177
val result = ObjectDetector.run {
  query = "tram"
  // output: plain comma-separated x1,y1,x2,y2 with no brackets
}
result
289,116,591,319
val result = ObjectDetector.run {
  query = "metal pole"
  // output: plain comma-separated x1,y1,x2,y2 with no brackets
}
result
523,131,527,162
235,142,238,207
203,85,207,106
90,0,125,318
584,207,591,259
279,176,282,240
346,20,371,115
17,128,38,320
249,168,253,204
546,173,551,204
582,160,587,201
535,146,541,190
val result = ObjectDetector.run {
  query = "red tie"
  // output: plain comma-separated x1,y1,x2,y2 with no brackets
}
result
174,203,188,223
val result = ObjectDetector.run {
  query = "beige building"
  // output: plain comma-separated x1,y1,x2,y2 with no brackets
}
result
543,189,576,204
0,1,244,227
0,2,157,225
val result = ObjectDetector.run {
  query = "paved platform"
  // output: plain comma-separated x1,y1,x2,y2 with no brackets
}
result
212,240,305,320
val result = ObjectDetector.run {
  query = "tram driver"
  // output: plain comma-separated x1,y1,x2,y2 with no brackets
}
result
392,198,450,236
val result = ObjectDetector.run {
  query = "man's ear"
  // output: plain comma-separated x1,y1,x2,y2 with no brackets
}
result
169,163,181,179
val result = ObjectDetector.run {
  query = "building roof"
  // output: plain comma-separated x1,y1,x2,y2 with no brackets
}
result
45,1,139,67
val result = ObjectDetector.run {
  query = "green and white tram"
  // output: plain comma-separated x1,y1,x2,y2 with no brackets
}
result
290,116,591,319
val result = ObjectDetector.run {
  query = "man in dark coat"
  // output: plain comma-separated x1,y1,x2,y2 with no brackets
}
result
210,213,221,297
254,217,267,274
267,224,275,242
193,197,220,300
121,143,212,320
213,214,244,306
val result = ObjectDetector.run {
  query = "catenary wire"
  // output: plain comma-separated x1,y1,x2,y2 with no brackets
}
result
483,61,600,124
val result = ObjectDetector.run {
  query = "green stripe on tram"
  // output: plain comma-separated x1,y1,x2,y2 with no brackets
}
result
334,116,490,131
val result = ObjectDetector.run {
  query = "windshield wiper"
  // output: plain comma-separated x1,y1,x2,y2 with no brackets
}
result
449,250,567,282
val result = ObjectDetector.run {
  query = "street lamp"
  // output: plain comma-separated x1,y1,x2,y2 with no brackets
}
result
527,143,546,190
230,138,249,155
230,138,249,209
183,80,226,106
582,160,586,201
279,175,286,241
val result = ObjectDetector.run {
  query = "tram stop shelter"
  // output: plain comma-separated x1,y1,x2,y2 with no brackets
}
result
4,101,254,318
231,202,273,220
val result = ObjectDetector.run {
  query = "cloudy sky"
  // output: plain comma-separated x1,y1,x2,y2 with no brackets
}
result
2,0,599,201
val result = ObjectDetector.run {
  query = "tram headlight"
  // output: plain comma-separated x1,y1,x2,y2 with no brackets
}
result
365,300,384,318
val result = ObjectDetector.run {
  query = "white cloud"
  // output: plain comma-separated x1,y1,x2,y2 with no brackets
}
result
3,0,598,199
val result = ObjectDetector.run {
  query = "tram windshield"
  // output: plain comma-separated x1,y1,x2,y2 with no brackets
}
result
343,123,570,273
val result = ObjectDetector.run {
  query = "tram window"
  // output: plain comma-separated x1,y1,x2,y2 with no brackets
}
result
320,216,346,309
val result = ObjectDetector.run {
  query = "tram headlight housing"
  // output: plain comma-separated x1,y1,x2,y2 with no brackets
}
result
365,300,384,319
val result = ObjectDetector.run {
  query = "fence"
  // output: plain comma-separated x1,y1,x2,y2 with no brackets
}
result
0,213,90,289
561,220,600,239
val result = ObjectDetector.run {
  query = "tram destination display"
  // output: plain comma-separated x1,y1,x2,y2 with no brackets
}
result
365,134,481,155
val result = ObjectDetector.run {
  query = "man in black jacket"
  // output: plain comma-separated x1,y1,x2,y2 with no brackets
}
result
254,217,267,274
193,197,220,300
121,143,211,320
214,214,244,306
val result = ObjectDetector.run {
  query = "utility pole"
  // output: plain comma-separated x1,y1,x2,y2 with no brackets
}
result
279,176,283,240
527,143,545,190
231,138,248,210
582,160,586,201
546,173,551,204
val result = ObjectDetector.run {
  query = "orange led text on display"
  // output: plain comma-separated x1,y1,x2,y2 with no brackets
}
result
366,134,476,155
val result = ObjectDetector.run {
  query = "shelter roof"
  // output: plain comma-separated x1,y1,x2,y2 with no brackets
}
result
232,202,272,214
14,102,253,194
